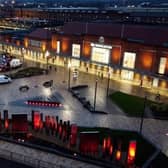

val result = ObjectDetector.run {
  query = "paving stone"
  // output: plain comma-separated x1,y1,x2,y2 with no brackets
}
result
0,60,168,161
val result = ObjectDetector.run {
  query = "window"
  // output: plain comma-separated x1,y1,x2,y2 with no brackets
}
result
152,78,159,87
30,40,41,47
158,57,167,74
123,52,136,69
91,47,110,64
72,44,80,58
57,41,60,54
121,70,134,80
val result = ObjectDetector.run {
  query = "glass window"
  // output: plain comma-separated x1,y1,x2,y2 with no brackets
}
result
121,70,134,80
158,57,167,74
152,78,159,87
91,47,110,64
72,44,80,58
57,41,60,54
30,40,41,47
123,52,136,69
71,59,80,67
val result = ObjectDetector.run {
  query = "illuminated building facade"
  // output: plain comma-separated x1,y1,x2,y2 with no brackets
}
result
1,22,168,90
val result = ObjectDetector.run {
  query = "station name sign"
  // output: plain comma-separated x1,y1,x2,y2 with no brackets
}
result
90,43,112,49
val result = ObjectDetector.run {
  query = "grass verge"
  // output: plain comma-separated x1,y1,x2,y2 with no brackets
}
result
109,91,152,117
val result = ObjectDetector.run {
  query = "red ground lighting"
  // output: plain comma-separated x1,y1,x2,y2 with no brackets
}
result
33,112,41,130
25,100,62,108
127,140,137,165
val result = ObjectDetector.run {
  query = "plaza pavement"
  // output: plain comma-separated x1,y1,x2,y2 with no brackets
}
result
0,59,168,164
0,139,101,168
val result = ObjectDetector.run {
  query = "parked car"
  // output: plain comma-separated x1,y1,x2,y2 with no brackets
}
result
0,75,12,84
10,59,22,68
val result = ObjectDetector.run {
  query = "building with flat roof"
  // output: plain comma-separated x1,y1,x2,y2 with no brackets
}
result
1,22,168,90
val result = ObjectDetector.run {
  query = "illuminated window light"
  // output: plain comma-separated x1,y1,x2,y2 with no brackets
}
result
116,150,121,160
109,145,113,155
26,100,62,108
127,140,137,165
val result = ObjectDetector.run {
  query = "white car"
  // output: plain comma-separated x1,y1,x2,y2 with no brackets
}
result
10,59,22,68
0,75,12,84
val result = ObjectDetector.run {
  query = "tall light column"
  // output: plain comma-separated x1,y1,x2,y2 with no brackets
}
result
68,62,71,90
106,72,110,97
22,47,25,63
93,78,98,111
139,95,147,134
45,50,50,71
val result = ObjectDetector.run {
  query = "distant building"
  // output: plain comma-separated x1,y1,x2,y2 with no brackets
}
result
1,6,168,27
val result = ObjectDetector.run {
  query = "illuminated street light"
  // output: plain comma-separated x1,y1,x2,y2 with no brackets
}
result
45,50,50,71
68,62,71,90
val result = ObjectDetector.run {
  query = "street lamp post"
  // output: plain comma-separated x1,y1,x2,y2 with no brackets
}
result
68,62,71,90
106,72,110,97
22,47,25,63
139,95,147,134
93,79,98,111
63,59,66,83
45,50,50,71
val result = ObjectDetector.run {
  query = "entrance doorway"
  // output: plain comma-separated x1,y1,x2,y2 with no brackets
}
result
152,78,159,87
121,70,134,80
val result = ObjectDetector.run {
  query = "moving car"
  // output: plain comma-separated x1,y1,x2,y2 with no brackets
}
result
0,75,12,84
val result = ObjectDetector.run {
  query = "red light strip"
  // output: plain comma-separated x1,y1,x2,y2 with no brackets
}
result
25,100,62,107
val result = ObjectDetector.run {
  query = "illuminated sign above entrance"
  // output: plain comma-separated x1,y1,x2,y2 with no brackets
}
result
91,43,112,49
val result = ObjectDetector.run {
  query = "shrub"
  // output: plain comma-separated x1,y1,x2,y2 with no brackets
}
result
150,103,158,112
149,103,168,112
9,67,45,79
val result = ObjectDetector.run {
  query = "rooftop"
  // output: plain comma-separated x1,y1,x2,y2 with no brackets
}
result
27,28,52,40
63,22,168,47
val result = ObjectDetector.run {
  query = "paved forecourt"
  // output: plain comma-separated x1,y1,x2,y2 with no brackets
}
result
0,64,168,159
